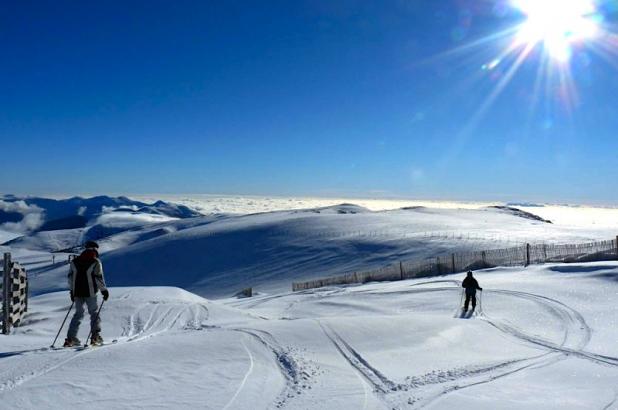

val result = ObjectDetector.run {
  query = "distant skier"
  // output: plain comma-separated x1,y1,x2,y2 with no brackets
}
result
64,241,109,347
462,271,482,312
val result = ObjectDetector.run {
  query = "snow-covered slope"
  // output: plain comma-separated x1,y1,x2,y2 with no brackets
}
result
99,204,615,297
17,204,617,298
1,263,617,409
0,287,285,409
2,198,618,409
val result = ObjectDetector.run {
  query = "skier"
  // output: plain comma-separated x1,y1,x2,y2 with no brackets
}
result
64,241,109,347
462,270,482,312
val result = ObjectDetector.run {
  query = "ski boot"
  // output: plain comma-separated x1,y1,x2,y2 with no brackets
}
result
90,333,104,346
63,337,81,347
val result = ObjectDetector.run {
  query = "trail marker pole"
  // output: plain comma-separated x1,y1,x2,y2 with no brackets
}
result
3,253,11,335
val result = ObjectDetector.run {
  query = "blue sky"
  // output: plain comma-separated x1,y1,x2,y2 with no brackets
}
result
1,1,617,203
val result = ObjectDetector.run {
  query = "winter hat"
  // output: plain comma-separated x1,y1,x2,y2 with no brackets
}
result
84,241,99,249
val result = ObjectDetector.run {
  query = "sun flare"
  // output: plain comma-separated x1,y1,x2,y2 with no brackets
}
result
512,0,600,62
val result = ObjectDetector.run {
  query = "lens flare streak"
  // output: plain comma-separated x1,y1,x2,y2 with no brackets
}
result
473,0,612,116
435,0,616,167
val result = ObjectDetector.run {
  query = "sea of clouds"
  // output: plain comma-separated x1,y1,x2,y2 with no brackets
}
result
131,194,618,229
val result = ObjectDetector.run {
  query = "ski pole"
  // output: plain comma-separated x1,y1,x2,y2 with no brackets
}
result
51,301,74,348
84,299,105,347
478,290,483,314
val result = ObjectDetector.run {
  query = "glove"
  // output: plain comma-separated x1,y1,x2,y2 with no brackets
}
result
480,288,483,291
101,289,109,301
70,291,74,302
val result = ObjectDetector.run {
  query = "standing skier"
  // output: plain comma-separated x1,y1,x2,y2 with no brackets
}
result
64,241,109,347
462,271,482,312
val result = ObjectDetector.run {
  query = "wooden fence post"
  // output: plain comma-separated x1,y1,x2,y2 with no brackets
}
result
543,244,548,262
399,261,404,280
481,251,487,268
615,236,618,258
451,254,456,273
3,252,11,335
525,243,531,267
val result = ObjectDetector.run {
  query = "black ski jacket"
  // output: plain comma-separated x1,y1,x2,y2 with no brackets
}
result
68,249,107,298
462,277,482,295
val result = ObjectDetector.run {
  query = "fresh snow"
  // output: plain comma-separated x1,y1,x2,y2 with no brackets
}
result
96,205,618,297
1,198,618,409
5,196,618,298
1,263,617,409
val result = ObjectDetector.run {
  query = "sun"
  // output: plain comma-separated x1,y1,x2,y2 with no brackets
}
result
512,0,600,62
433,0,617,163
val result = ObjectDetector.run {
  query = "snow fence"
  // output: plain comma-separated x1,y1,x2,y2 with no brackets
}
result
292,237,618,291
1,253,29,334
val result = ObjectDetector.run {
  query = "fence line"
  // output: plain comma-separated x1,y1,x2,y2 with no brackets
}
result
292,236,618,291
2,253,29,334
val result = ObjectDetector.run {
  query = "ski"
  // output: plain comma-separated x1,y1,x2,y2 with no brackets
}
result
90,339,118,347
49,339,118,351
81,339,118,349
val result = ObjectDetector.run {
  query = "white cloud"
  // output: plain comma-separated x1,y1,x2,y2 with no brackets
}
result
91,212,177,228
0,200,45,232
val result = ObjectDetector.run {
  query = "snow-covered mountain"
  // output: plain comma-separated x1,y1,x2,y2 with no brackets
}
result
0,195,200,232
0,195,202,251
13,202,615,298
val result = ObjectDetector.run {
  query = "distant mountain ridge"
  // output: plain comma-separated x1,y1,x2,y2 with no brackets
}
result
0,195,202,233
489,205,552,224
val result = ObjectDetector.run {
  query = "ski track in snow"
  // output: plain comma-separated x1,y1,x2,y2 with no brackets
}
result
405,284,614,408
480,290,618,367
231,327,308,409
222,338,255,410
1,273,616,408
416,353,565,409
317,316,553,409
318,321,396,394
0,302,210,395
602,391,618,410
291,280,615,409
317,322,378,409
317,320,394,408
238,287,347,313
0,348,93,393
